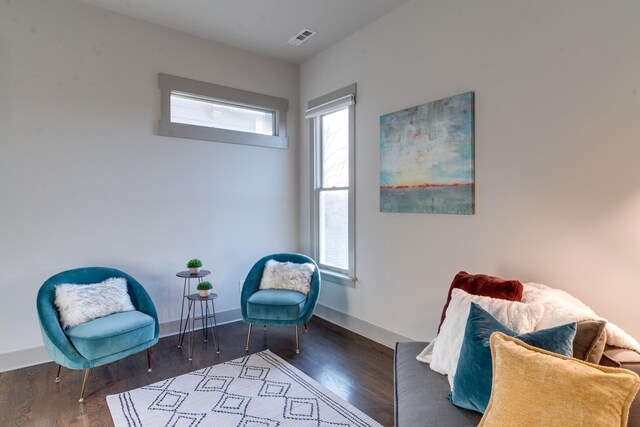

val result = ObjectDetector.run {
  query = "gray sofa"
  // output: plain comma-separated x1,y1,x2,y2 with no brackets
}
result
395,341,640,427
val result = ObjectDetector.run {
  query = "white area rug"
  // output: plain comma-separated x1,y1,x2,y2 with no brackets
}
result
107,350,382,427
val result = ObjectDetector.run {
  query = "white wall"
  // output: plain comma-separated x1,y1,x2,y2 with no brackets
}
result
300,0,640,341
0,0,299,363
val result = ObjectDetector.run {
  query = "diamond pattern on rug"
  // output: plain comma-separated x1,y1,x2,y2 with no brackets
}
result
258,381,290,398
239,365,270,381
149,390,188,412
238,415,280,427
164,411,206,427
107,350,382,427
283,397,319,421
212,393,252,415
194,375,233,393
225,355,250,367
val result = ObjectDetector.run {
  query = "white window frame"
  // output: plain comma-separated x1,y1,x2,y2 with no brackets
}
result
158,73,289,149
306,84,356,286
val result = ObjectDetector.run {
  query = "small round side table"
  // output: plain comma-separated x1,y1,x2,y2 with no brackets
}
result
183,293,221,360
176,270,211,348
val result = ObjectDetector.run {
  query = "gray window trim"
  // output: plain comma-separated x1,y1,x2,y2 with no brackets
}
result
308,84,357,286
158,73,289,149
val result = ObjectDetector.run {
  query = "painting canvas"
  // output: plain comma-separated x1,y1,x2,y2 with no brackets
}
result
380,92,474,214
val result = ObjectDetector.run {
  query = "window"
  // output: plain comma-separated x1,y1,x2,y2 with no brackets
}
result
170,93,275,136
158,73,289,149
306,84,356,285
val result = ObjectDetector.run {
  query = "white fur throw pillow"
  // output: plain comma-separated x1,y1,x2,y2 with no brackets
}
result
430,288,545,387
259,260,315,295
55,277,136,329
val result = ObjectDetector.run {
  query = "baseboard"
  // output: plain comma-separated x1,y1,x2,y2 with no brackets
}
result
0,306,402,372
0,308,243,373
0,346,51,374
313,304,412,348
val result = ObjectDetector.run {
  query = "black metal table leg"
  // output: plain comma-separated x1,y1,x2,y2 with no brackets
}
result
177,277,188,348
209,299,221,354
188,299,195,360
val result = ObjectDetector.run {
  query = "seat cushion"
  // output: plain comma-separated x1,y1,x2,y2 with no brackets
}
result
247,289,307,321
65,310,155,361
395,342,481,427
395,342,640,427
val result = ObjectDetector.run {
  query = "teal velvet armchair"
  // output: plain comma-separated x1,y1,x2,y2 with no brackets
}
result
241,253,321,353
37,267,159,402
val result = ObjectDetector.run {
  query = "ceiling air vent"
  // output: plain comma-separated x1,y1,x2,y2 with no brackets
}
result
287,29,316,46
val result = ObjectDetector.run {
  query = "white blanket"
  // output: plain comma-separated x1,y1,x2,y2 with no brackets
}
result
417,282,640,366
522,282,640,353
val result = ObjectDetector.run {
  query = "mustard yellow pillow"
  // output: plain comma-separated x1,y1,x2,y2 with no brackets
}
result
480,333,640,427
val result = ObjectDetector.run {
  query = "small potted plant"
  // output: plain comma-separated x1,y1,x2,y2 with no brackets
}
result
187,258,203,274
197,281,213,297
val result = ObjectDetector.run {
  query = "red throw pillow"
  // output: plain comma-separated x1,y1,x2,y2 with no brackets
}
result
437,271,523,334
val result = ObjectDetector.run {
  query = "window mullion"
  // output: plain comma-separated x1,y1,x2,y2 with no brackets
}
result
317,187,349,192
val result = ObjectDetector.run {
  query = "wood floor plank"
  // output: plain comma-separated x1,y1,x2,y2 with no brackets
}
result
0,317,395,427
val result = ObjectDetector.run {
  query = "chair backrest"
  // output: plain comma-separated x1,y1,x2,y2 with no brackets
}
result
241,253,321,323
37,267,157,322
36,267,159,368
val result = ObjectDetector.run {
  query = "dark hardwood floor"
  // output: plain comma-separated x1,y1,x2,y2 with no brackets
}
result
0,317,395,426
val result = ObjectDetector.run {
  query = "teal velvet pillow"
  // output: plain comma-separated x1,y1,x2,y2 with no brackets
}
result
449,303,576,413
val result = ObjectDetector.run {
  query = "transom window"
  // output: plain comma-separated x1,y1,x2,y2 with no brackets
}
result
170,92,276,136
158,73,288,149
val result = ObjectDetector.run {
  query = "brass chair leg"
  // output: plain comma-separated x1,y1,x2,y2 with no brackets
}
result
147,348,152,372
245,323,253,352
78,369,90,403
55,364,62,383
295,325,300,354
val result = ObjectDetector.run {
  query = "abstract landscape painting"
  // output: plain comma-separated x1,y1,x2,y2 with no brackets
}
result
380,92,474,214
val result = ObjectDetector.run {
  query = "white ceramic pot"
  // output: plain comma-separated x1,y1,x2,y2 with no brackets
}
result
189,267,199,274
199,290,209,297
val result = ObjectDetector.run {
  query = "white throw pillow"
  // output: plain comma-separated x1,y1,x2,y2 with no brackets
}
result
259,260,315,295
430,288,545,387
55,277,136,329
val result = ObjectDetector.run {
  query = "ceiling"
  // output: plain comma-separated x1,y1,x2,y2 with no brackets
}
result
76,0,411,64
